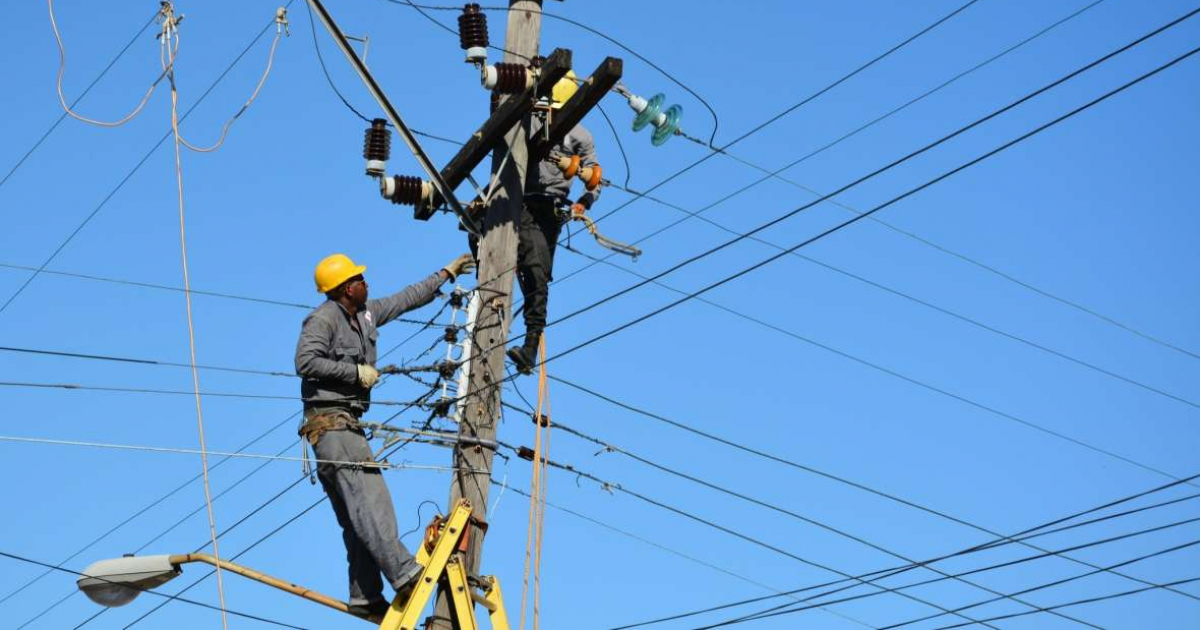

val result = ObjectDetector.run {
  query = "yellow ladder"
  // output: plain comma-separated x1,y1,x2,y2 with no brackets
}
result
378,499,509,630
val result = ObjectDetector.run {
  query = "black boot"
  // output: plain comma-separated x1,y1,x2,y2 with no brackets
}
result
506,344,536,375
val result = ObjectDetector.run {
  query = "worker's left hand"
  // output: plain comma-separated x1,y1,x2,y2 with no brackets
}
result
570,203,587,218
442,253,477,281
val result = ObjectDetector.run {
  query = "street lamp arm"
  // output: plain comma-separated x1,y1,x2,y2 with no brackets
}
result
167,554,362,619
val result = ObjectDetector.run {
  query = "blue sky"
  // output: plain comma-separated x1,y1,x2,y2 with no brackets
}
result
1,0,1198,628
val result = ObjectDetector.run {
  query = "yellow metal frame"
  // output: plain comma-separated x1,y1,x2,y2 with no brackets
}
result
378,499,509,630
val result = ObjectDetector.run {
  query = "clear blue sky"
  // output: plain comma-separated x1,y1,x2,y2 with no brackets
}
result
1,0,1198,628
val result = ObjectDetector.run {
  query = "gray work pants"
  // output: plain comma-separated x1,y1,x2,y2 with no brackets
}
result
313,427,422,606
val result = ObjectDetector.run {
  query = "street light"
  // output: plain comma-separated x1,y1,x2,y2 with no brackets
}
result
76,555,180,607
77,553,365,619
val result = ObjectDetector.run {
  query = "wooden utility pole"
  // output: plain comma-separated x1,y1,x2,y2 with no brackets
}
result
428,2,542,629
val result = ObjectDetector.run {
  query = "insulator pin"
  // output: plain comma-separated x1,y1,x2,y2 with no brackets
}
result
457,3,489,64
363,118,391,177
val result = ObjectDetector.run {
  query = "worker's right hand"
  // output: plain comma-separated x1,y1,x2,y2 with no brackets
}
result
357,364,380,389
442,253,477,281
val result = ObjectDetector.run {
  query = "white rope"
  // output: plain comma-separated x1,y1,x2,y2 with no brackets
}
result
0,435,467,471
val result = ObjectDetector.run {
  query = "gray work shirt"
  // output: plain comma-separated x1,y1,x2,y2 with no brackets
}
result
295,271,445,415
526,122,601,209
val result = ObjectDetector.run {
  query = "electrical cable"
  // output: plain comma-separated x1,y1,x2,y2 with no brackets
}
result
0,1,297,318
926,575,1200,630
0,379,431,407
607,469,1200,629
876,536,1200,630
0,551,304,629
546,419,1169,626
551,373,1200,604
513,40,1200,483
0,435,463,471
496,482,874,630
0,262,312,309
500,443,1014,628
0,345,292,378
46,0,172,128
697,523,1200,629
444,29,1200,482
538,6,1200,341
0,9,156,190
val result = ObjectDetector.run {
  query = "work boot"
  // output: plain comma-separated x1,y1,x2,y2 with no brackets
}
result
347,599,389,622
506,344,536,375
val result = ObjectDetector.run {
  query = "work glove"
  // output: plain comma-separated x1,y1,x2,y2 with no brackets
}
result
442,253,477,281
357,364,380,389
570,203,587,218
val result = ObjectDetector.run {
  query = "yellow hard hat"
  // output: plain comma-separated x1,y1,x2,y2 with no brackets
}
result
314,253,367,294
551,70,578,109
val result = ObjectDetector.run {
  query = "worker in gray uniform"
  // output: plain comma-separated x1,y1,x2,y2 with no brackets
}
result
295,251,474,619
504,71,602,374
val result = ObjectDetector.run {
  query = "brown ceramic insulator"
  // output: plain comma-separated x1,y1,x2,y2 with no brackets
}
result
492,62,528,95
457,4,488,50
390,175,424,206
362,118,390,162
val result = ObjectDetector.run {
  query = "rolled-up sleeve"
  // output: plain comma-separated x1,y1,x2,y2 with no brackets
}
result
367,271,446,326
295,314,357,384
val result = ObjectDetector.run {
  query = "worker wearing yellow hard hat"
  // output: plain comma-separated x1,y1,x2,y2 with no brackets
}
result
501,70,604,374
295,250,474,619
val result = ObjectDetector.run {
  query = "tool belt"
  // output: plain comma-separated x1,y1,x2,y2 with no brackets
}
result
298,408,360,447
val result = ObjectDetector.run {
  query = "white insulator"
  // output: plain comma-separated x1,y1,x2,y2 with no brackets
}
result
465,47,487,64
380,175,395,199
481,64,498,90
628,94,649,114
652,111,667,128
365,159,386,177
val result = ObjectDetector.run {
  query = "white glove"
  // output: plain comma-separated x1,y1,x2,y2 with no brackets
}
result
357,364,380,389
442,253,477,281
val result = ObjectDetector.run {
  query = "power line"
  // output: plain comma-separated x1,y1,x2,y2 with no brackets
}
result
615,509,1200,629
0,262,312,309
497,483,874,630
580,0,986,235
0,379,431,407
699,521,1200,629
0,1,297,317
525,40,1200,483
548,419,1108,627
502,444,1017,629
538,6,1200,342
0,345,293,378
926,575,1200,630
0,10,158,191
0,551,303,629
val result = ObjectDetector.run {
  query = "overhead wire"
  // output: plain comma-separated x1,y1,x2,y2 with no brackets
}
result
505,34,1200,484
0,262,313,309
698,522,1200,629
610,473,1200,629
46,0,172,128
0,1,297,317
496,481,875,629
0,8,157,190
0,378,434,407
498,443,1017,628
551,374,1200,603
444,19,1200,483
546,419,1156,627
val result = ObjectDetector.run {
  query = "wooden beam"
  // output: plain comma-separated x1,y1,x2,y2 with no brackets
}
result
417,47,572,220
531,56,622,163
